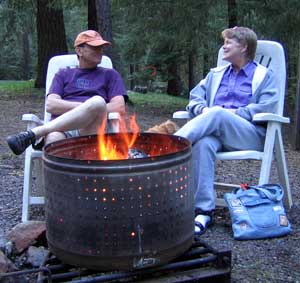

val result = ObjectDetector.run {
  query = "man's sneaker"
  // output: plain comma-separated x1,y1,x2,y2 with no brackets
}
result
6,130,36,155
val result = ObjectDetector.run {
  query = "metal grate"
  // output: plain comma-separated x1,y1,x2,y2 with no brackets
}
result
0,236,231,283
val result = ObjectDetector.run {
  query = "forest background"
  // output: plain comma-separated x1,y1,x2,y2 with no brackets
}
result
0,0,300,124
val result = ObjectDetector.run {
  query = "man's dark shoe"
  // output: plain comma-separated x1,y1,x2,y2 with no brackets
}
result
7,130,36,155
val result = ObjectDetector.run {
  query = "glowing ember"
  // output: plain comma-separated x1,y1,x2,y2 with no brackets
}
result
97,114,140,160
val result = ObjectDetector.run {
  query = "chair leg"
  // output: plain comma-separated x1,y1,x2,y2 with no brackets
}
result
258,128,276,185
22,148,33,222
34,158,44,197
274,130,293,208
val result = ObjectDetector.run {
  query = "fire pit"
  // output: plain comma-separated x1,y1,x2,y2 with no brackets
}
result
43,133,194,271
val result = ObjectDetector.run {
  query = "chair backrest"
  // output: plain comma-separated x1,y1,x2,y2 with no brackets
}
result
217,40,286,115
44,54,113,122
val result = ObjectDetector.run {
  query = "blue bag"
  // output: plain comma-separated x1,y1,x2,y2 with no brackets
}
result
224,184,292,240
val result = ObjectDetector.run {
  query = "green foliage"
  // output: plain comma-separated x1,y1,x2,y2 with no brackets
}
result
63,0,87,51
235,0,300,103
113,0,228,91
0,0,36,80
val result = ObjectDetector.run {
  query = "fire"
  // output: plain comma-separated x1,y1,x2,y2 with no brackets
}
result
97,114,140,160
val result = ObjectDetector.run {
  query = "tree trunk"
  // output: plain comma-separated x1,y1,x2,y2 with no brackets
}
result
167,62,182,96
293,42,300,150
21,31,30,80
228,0,238,27
203,41,209,77
88,0,98,30
35,0,68,88
94,0,113,59
129,64,134,90
188,52,196,91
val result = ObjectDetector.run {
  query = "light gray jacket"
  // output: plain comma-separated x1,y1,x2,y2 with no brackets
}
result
187,63,279,122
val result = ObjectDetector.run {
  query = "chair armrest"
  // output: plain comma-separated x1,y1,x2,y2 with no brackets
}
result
253,113,290,124
22,114,44,130
172,111,290,124
173,111,191,119
22,113,44,124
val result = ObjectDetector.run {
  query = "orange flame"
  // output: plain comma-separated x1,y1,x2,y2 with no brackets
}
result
97,113,140,160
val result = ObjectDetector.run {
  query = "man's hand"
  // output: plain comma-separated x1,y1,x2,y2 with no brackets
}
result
106,96,126,114
46,94,81,115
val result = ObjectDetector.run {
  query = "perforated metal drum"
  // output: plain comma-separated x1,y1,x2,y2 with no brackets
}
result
43,133,194,270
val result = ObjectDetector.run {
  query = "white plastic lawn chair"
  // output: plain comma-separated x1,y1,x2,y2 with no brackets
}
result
22,54,120,222
173,40,293,208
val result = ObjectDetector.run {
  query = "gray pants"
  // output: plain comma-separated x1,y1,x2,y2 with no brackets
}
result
65,129,80,138
175,107,266,212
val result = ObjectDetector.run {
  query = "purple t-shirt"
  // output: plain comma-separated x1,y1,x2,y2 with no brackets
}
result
48,66,127,105
214,61,256,109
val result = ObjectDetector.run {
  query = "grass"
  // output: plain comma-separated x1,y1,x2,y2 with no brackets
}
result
0,80,43,96
0,80,34,91
128,91,188,112
0,81,188,111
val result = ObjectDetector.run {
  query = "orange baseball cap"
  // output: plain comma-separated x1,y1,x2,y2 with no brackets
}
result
74,30,111,47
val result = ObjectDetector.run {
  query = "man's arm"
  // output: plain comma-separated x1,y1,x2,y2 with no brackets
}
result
46,93,82,116
106,95,126,114
46,93,126,116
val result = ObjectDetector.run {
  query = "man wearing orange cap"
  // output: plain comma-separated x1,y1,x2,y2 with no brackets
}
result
7,30,128,155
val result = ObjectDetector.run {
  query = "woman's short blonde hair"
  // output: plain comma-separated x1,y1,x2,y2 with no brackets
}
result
221,27,257,61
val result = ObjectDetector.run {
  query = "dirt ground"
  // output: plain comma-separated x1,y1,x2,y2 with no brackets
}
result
0,93,299,282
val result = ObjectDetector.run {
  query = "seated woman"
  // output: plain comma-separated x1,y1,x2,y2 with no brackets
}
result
175,27,278,235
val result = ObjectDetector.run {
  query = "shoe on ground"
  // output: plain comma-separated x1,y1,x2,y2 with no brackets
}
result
7,130,36,155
